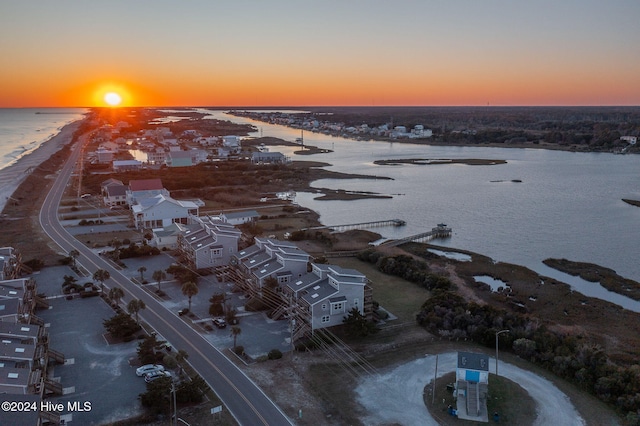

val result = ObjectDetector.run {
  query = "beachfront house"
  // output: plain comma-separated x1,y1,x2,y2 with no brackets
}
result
177,216,242,270
131,194,199,230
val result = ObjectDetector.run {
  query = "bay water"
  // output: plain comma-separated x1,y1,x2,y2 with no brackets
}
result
202,110,640,310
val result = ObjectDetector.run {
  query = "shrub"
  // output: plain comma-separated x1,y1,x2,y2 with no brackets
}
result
233,345,244,356
268,349,282,360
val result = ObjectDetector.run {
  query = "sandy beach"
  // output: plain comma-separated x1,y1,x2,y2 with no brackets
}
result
0,119,83,214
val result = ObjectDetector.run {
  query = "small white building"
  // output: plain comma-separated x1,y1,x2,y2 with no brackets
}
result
220,210,260,225
113,160,142,172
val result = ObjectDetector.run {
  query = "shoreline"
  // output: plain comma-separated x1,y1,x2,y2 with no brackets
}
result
0,119,83,214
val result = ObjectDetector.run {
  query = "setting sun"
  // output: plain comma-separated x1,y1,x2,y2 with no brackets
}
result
104,92,122,106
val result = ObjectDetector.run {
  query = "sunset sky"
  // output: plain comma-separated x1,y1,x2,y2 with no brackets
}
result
1,0,639,107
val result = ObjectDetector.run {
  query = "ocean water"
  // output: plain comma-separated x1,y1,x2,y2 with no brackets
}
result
0,108,87,172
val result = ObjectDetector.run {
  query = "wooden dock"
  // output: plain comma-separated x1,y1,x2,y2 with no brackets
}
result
382,224,452,247
323,224,453,258
302,218,406,232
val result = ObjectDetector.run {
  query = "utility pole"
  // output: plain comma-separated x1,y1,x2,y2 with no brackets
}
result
495,329,510,376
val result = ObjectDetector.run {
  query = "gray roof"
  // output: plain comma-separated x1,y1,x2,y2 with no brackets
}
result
223,210,260,220
457,351,490,371
300,279,339,306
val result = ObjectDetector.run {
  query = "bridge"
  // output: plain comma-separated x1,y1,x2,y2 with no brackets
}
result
302,218,406,232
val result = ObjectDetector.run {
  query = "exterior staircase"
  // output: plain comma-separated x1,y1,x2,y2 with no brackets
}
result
43,378,63,395
40,409,61,425
48,348,65,364
466,381,480,416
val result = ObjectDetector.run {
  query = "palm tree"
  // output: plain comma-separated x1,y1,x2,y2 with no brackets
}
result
181,281,199,311
108,286,124,306
137,266,147,283
127,299,146,324
68,249,79,268
152,270,167,291
93,269,110,293
176,349,189,377
231,326,242,350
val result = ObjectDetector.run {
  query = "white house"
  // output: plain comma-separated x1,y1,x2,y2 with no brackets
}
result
113,160,142,172
150,222,185,250
220,210,260,225
222,135,241,149
126,179,169,205
131,194,199,230
251,152,288,164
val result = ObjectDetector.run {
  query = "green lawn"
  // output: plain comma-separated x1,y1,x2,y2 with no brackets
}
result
328,257,431,323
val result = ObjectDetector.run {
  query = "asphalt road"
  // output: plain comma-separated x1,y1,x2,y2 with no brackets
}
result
39,135,292,425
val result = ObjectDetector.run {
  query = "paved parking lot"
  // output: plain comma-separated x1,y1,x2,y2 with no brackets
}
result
118,256,292,359
27,251,291,423
34,266,147,425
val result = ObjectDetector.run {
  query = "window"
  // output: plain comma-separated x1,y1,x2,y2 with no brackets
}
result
321,303,327,311
354,298,359,306
321,315,330,323
330,301,344,314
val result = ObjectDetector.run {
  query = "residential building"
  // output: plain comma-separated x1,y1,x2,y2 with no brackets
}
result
177,216,241,269
220,210,260,225
222,135,241,150
126,179,169,205
166,150,195,167
131,194,199,230
286,264,372,339
146,149,167,165
150,222,185,250
95,147,115,163
230,237,372,340
113,160,142,172
251,152,288,164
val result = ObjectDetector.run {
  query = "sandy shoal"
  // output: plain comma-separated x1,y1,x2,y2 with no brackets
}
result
0,119,83,214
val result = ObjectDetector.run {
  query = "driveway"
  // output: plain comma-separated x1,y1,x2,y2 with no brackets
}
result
355,352,585,426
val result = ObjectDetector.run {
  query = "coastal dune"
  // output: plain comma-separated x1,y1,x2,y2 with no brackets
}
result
0,120,82,214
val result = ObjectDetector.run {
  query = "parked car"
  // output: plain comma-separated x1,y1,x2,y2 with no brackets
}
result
178,308,189,316
212,318,227,329
144,370,172,383
136,364,165,377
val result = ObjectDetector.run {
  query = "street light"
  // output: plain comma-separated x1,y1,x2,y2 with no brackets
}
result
495,329,510,376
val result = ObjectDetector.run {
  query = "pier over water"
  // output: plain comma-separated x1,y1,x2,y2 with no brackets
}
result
382,224,452,247
302,218,406,232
